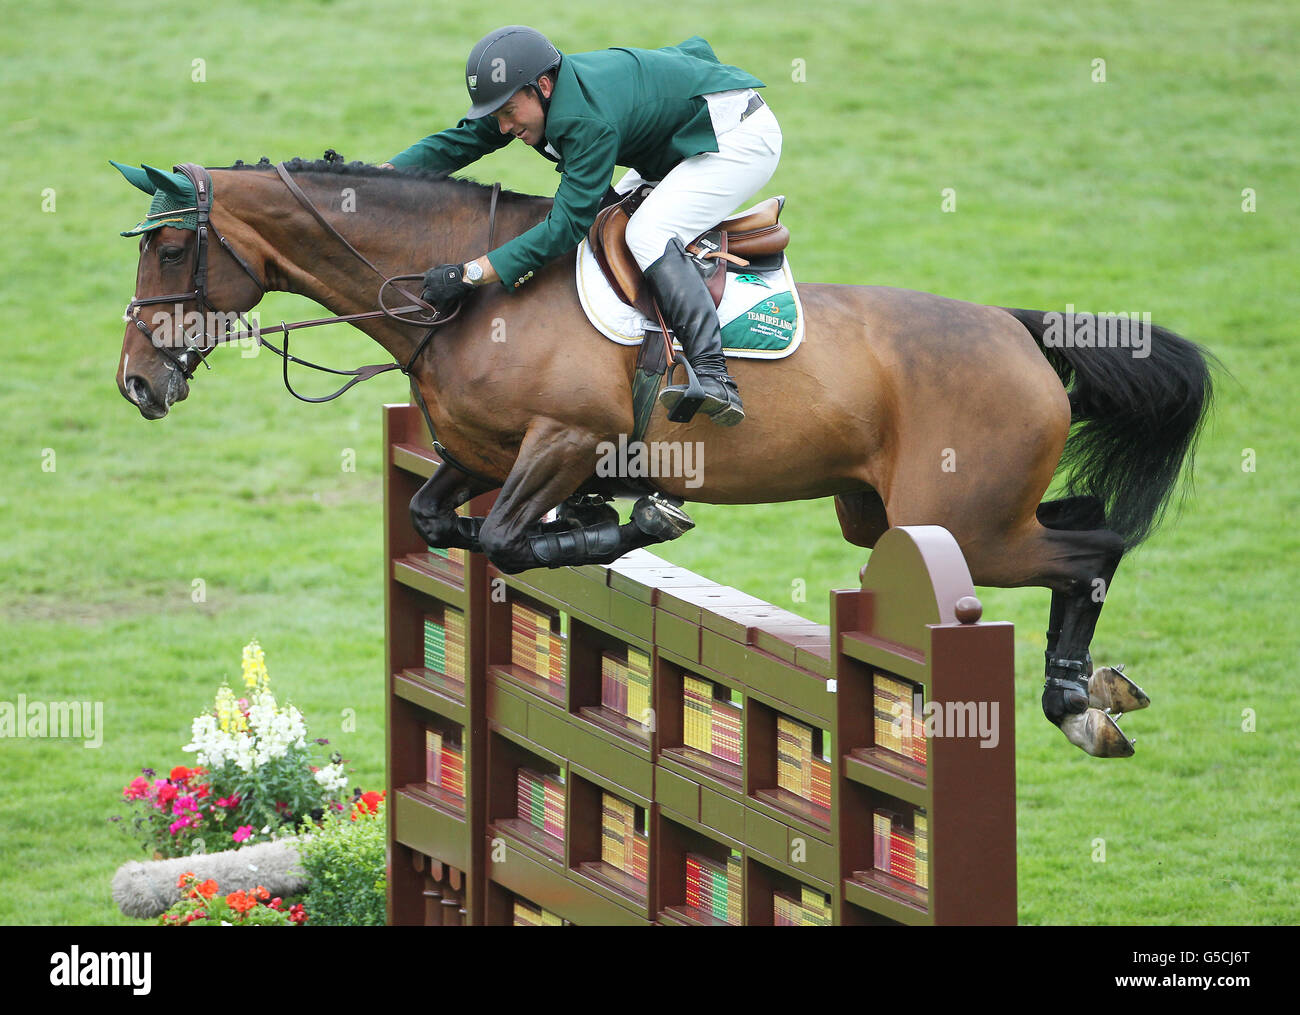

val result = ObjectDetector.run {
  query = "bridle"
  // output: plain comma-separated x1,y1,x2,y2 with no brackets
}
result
123,161,499,402
123,163,260,381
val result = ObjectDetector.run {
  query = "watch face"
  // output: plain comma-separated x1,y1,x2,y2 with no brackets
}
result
465,262,483,282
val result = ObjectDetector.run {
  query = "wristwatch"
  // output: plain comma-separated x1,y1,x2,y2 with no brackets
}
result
464,261,484,285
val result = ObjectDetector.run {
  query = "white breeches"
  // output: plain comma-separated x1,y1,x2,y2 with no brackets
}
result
619,90,783,271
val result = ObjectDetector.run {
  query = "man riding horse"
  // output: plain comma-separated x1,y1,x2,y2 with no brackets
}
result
382,26,782,427
113,21,1212,758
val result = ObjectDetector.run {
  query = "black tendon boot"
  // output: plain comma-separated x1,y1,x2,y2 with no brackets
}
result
645,238,745,426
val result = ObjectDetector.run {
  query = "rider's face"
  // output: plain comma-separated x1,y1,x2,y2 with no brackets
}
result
495,75,552,147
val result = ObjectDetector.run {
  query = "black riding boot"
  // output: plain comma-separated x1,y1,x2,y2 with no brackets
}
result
645,238,744,426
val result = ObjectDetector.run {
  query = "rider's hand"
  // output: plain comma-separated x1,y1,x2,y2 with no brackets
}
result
421,263,473,314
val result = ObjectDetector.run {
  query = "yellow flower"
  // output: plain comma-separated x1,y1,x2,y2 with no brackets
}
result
241,639,269,692
215,683,248,734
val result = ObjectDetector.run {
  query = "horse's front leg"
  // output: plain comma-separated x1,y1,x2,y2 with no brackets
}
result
409,463,499,551
478,422,694,574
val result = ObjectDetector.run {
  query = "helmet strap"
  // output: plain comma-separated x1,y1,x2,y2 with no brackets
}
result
527,80,551,118
528,61,559,117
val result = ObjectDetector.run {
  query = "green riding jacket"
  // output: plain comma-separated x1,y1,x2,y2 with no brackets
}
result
389,36,764,291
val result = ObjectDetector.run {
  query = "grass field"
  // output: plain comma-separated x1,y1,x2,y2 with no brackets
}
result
1,0,1296,925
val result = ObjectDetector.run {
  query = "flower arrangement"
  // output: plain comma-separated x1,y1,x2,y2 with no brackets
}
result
160,872,307,926
115,640,352,858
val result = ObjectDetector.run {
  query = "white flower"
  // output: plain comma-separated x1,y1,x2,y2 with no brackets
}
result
184,714,250,770
183,714,215,757
187,670,324,781
229,733,256,773
314,762,348,795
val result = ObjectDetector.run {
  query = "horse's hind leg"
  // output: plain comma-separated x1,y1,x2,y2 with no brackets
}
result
1027,497,1141,757
945,497,1139,757
1037,498,1149,711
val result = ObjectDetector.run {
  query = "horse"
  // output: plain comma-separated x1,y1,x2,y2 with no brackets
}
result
113,157,1214,758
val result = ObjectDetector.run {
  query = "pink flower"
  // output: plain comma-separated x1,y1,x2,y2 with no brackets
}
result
233,825,253,843
172,795,197,816
169,818,189,836
123,776,149,800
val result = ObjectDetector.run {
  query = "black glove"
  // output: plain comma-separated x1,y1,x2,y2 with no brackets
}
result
421,263,473,314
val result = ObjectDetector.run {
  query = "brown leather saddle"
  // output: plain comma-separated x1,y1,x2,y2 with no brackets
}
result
588,187,790,321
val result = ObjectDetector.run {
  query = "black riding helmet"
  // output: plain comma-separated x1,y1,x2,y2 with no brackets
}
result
465,26,562,119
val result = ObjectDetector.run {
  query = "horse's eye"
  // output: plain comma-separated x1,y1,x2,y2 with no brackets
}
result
159,246,184,264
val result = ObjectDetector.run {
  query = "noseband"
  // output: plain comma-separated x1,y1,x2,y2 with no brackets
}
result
124,162,498,401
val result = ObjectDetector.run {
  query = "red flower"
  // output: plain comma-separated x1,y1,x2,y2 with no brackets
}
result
353,790,385,819
198,879,218,899
170,765,191,782
288,903,307,925
123,776,149,800
177,871,195,889
226,890,256,915
156,784,178,807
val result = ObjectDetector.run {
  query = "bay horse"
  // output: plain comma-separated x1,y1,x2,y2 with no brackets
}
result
113,157,1214,758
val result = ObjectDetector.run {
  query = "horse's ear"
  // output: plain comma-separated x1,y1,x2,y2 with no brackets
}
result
110,160,157,195
142,164,196,199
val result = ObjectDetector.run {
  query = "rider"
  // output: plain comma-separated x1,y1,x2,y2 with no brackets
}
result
383,26,782,427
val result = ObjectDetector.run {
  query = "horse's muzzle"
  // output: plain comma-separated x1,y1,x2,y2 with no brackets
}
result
123,372,174,419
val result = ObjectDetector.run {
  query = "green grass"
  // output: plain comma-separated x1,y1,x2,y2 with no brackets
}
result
1,0,1296,924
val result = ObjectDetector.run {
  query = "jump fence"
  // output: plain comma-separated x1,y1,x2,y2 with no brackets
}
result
382,402,1016,926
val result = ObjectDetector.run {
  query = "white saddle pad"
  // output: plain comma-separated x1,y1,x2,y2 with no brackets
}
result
575,238,805,359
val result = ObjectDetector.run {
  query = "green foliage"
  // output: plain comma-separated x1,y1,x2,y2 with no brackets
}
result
297,800,387,926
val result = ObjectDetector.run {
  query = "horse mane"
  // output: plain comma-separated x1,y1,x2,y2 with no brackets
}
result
220,154,537,203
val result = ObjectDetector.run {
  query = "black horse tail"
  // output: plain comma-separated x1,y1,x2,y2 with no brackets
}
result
1004,307,1216,550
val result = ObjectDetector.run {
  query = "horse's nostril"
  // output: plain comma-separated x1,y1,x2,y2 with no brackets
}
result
125,374,151,405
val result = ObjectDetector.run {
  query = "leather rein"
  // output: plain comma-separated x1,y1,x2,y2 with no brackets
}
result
123,161,499,402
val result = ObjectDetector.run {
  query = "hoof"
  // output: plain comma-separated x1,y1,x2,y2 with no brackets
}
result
632,494,695,540
1058,708,1136,758
1088,665,1150,713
